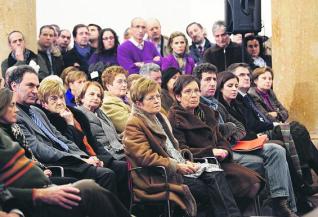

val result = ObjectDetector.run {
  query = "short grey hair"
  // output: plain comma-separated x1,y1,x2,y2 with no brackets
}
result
139,63,161,76
212,20,227,35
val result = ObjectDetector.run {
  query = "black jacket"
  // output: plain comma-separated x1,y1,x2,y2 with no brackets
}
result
63,47,94,74
40,106,114,165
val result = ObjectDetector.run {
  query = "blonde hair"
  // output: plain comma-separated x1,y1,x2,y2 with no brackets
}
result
130,77,161,103
60,66,79,85
76,81,104,107
65,69,87,87
168,31,189,53
101,66,128,89
38,79,66,103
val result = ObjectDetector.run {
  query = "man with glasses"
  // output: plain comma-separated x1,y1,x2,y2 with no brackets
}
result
117,17,161,74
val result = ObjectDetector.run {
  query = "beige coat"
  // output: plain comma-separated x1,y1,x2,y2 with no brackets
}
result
123,105,196,216
101,91,131,133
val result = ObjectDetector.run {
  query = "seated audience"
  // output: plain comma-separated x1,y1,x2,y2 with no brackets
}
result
216,71,298,216
248,66,318,177
64,69,87,107
244,35,272,69
139,63,162,85
124,77,242,217
100,66,131,133
0,128,130,217
117,17,161,74
1,31,37,77
160,67,181,114
168,75,263,203
76,81,125,160
37,79,130,208
8,65,118,195
161,31,195,74
88,28,119,68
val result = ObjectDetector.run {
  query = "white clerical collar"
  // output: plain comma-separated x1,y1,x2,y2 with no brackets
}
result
129,38,144,49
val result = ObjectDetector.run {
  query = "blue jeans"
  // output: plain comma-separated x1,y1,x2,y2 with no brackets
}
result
233,142,297,212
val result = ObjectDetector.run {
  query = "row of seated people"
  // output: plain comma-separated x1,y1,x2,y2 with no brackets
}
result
0,63,317,217
1,18,271,82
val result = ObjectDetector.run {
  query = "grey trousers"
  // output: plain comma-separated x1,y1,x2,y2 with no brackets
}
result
233,142,297,212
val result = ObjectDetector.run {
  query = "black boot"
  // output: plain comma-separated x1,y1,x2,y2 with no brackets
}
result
272,197,299,217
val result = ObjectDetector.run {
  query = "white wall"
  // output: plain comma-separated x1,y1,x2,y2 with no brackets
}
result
37,0,271,42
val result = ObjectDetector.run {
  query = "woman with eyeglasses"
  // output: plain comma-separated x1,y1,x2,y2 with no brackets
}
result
168,75,264,204
100,66,131,133
124,77,245,217
88,28,119,67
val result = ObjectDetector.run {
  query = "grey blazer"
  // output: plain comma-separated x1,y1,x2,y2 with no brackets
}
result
17,105,88,164
76,106,124,160
248,87,289,122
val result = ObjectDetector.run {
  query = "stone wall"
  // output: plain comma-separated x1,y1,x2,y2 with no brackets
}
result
0,0,37,64
272,0,318,132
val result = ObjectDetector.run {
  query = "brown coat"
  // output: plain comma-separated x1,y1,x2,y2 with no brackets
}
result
168,103,263,197
123,106,196,216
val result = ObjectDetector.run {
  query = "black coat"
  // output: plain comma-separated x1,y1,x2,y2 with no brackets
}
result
219,94,273,140
40,106,114,165
203,41,249,71
63,47,94,74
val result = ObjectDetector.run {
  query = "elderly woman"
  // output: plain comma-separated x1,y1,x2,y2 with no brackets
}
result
124,77,243,217
37,79,130,208
64,69,87,107
76,81,125,160
100,66,131,133
168,75,264,202
248,67,318,177
161,67,181,114
161,31,195,74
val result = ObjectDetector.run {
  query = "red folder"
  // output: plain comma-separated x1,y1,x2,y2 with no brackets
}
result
231,135,267,152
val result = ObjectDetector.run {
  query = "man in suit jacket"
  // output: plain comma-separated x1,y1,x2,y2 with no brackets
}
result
8,65,118,195
186,22,213,63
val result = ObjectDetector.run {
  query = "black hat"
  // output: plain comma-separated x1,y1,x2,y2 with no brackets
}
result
161,67,181,90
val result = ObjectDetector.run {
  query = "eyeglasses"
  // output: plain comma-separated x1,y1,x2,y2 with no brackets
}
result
114,79,127,85
144,94,161,102
102,36,114,41
182,89,200,96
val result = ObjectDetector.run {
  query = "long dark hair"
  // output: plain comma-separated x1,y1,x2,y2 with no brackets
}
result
215,71,239,101
97,28,120,55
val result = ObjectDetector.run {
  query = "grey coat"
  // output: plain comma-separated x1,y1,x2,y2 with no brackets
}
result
16,105,87,164
248,87,289,122
76,106,124,160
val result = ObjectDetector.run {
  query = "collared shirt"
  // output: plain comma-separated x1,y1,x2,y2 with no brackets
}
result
195,39,206,50
129,38,144,50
